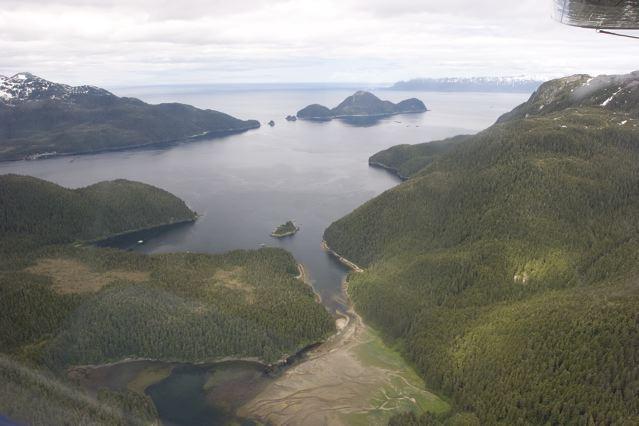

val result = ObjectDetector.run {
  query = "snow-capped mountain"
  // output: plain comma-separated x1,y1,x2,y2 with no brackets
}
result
0,72,112,105
389,76,543,93
497,71,639,123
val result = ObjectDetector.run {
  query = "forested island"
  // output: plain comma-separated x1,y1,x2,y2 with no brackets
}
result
325,71,639,425
296,91,426,121
271,221,299,238
0,73,260,161
0,175,334,425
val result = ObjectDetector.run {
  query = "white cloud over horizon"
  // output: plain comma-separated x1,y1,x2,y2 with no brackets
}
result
0,0,638,86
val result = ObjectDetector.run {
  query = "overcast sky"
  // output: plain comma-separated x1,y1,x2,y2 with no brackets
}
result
1,0,638,86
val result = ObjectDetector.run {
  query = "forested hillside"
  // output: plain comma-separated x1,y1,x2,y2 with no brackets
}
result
1,245,334,368
0,175,197,249
0,175,334,424
0,355,159,426
369,136,468,180
0,73,260,161
325,72,639,424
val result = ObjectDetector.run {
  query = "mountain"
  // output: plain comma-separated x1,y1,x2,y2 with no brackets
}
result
497,71,639,122
389,76,543,93
0,73,260,161
324,72,639,424
296,91,427,120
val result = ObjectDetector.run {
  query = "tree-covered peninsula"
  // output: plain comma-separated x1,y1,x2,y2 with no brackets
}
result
0,73,260,161
325,71,639,425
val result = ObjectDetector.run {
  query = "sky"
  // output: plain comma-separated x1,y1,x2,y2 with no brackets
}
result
0,0,638,86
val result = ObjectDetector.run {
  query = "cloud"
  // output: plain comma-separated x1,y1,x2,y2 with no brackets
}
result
0,0,637,85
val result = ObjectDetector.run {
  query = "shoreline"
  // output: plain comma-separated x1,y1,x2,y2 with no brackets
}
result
239,271,449,425
297,109,427,122
321,240,364,273
296,263,323,304
368,160,409,181
271,221,300,238
271,228,299,238
88,216,198,246
69,263,332,380
67,338,325,380
0,123,260,163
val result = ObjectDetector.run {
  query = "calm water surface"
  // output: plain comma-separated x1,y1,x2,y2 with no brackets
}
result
0,87,528,312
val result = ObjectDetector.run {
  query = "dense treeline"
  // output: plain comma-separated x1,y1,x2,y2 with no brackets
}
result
0,175,196,246
369,136,468,179
0,271,81,354
389,410,479,426
0,175,334,423
0,72,259,161
0,244,333,368
38,246,335,367
325,96,639,422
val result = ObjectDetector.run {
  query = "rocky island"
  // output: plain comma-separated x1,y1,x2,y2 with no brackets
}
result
0,73,260,161
296,90,427,121
271,221,299,238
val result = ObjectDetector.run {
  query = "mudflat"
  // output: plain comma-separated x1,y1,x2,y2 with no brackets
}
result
239,304,448,425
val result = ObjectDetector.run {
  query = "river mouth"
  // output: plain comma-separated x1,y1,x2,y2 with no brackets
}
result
146,362,268,426
238,287,450,426
68,325,330,425
70,359,270,424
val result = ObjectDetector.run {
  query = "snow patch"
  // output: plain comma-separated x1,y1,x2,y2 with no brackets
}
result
601,87,623,107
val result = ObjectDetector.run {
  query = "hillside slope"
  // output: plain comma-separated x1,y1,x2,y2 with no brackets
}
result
325,72,639,424
0,175,333,365
0,174,197,247
0,73,260,161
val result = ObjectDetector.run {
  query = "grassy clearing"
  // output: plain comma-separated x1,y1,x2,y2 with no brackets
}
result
343,325,450,425
26,258,149,294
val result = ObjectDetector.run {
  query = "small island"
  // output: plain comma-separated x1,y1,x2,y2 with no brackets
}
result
296,91,427,121
268,120,275,127
271,220,299,238
285,115,297,121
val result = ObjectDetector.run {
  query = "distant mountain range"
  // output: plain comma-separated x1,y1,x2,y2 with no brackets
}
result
0,73,260,161
389,76,543,93
296,91,426,121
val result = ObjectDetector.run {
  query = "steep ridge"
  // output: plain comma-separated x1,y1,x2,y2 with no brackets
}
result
0,73,260,161
325,72,639,424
